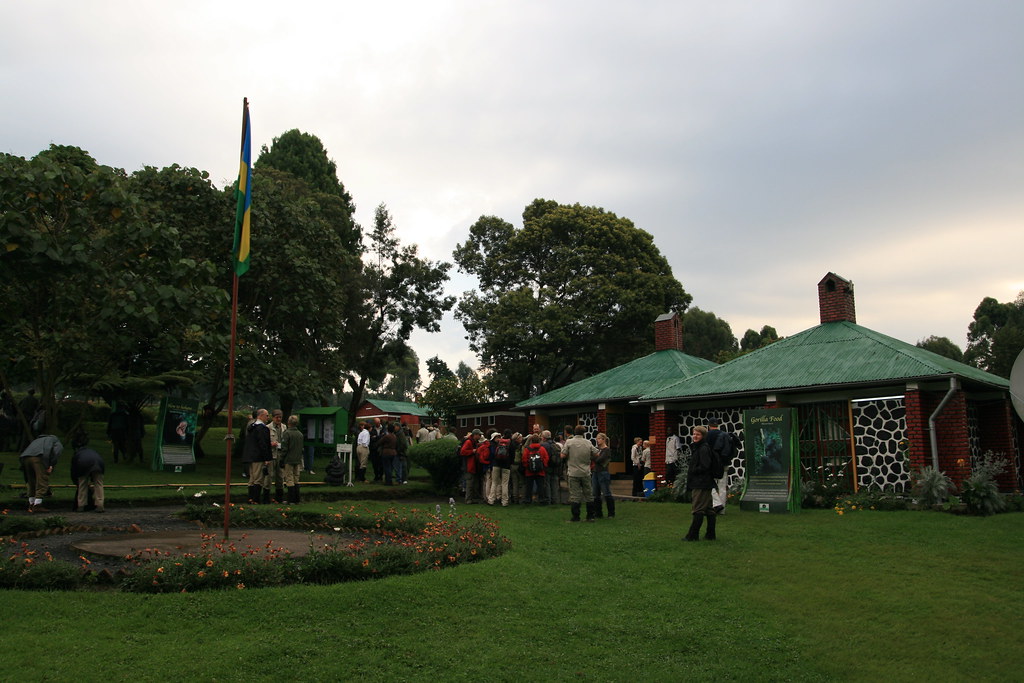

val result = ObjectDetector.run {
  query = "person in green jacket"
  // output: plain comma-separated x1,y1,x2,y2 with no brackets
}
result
280,415,305,504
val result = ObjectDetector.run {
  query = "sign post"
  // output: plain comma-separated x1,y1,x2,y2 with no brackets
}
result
739,408,800,513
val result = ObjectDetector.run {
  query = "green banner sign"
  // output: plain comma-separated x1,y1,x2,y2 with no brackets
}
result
154,397,198,472
739,408,800,513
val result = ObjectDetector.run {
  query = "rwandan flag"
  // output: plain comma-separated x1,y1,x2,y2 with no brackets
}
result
232,98,252,276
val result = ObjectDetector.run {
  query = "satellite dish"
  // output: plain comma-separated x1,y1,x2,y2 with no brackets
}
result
1011,347,1024,421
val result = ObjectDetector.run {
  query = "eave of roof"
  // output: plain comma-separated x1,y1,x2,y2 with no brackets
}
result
639,321,1009,402
515,349,717,409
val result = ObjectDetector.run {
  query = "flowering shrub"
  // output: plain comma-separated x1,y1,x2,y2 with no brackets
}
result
0,539,97,590
1,505,511,593
833,488,910,515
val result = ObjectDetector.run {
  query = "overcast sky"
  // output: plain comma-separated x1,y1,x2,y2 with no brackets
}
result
3,1,1022,381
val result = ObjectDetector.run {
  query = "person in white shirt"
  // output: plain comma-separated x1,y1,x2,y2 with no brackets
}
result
665,429,682,485
355,422,371,483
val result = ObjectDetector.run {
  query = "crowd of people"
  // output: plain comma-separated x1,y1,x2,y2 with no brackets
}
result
8,391,740,542
456,423,619,522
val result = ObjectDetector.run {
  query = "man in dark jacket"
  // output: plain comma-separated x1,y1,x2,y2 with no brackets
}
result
684,425,718,541
242,409,273,503
70,432,105,512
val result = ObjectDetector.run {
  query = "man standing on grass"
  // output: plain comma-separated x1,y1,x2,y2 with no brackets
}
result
355,422,370,483
460,429,484,504
562,425,599,522
269,409,287,503
280,415,304,503
243,409,273,503
369,417,385,482
541,429,562,505
665,428,682,485
520,434,550,505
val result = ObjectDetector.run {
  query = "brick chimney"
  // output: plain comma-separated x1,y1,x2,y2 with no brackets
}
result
818,273,856,324
654,312,684,351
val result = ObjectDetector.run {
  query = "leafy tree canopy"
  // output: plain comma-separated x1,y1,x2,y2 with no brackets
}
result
453,199,691,398
916,335,964,363
422,363,487,425
342,203,455,427
0,147,222,431
964,293,1024,378
257,129,353,202
740,325,780,352
426,356,456,382
682,307,737,363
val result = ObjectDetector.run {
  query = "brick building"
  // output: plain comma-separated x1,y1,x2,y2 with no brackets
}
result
638,273,1021,493
514,312,715,474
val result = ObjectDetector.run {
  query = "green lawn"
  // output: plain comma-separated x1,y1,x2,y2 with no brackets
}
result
0,496,1020,681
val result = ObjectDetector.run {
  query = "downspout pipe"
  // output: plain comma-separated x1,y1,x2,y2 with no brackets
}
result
928,377,959,470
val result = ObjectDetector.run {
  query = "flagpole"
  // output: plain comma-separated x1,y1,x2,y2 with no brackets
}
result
224,271,239,539
224,96,251,539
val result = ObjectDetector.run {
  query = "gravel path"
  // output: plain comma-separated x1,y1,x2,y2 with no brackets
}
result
5,506,207,573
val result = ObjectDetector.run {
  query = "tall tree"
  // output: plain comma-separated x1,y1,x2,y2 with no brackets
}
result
257,129,354,204
366,347,422,401
916,335,964,363
740,325,780,352
453,199,691,398
0,147,221,433
426,356,456,382
342,203,455,428
421,362,487,425
682,307,737,362
964,293,1024,378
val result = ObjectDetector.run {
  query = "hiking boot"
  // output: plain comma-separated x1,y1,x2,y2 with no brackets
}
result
683,514,703,541
705,513,717,541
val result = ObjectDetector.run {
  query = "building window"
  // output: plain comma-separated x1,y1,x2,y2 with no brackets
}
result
488,415,496,425
474,417,481,427
459,418,467,428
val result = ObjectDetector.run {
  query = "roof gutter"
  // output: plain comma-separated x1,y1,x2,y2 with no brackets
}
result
928,377,959,470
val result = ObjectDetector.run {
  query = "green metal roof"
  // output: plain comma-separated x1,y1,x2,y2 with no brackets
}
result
361,399,431,416
640,320,1009,401
295,406,348,416
515,349,717,409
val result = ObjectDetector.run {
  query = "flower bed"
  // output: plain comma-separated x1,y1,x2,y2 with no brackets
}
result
1,504,511,592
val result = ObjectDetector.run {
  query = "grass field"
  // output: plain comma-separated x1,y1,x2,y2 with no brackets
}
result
1,499,1021,681
1,425,1022,681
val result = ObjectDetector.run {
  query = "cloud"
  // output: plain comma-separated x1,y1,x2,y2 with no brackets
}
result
2,0,1021,375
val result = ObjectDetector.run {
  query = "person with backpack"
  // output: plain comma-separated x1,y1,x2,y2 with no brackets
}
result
683,425,719,541
520,434,550,504
542,430,563,505
476,432,494,499
487,430,514,506
460,429,484,504
509,432,526,504
707,416,737,515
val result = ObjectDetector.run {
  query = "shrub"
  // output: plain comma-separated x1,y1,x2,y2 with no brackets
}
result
911,466,956,506
960,451,1009,516
960,477,1006,516
408,439,462,495
0,515,68,536
833,488,910,515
